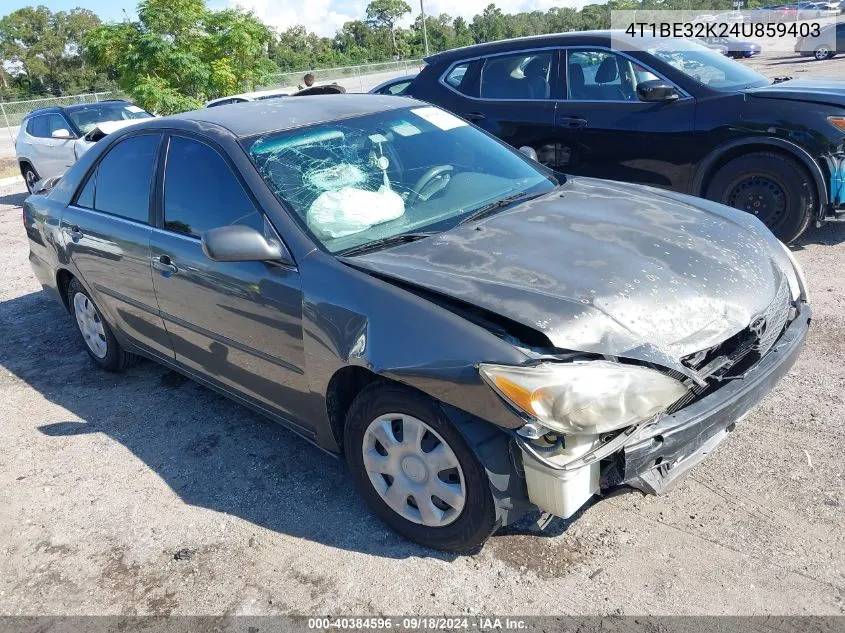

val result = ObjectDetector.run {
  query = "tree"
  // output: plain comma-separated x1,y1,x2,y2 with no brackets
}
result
84,0,275,114
365,0,411,54
0,5,109,96
470,4,506,43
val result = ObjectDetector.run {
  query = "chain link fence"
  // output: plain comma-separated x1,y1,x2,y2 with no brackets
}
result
0,91,119,129
264,59,424,93
0,59,424,158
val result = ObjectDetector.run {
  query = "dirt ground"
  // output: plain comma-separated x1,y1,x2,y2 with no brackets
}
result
743,48,845,77
0,157,18,180
1,52,845,617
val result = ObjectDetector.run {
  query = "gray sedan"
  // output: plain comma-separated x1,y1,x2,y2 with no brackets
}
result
23,95,810,552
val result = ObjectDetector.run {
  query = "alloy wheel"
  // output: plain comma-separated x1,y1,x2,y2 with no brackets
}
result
73,292,108,359
815,46,831,60
362,413,466,527
24,169,38,193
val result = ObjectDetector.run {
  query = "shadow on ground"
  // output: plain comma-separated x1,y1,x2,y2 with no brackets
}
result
0,289,574,560
0,290,465,560
0,190,27,207
793,217,845,249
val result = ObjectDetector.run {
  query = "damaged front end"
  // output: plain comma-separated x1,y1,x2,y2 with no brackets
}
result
507,292,810,520
822,146,845,221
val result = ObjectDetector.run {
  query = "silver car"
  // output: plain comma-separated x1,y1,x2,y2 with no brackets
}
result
15,100,152,192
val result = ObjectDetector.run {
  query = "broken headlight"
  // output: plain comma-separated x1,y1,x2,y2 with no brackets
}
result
479,361,688,435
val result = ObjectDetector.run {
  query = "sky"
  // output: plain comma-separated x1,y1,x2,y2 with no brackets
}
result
3,0,589,37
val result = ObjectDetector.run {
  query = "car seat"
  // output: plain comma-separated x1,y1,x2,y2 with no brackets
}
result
523,57,550,99
595,57,626,100
568,63,586,100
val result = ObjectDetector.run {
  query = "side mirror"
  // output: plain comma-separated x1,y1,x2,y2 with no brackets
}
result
201,225,292,264
51,128,75,140
637,80,680,103
519,146,539,162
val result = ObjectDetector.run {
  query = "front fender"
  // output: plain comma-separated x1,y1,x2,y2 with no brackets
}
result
299,251,531,450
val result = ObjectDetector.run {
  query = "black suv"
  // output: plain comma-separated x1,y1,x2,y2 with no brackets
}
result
409,32,845,242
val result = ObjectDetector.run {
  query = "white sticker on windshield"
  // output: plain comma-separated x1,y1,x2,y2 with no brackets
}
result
410,107,467,131
126,105,145,113
391,121,421,137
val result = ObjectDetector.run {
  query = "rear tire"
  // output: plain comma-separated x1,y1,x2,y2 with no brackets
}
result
21,164,39,193
67,278,138,372
814,46,833,60
344,382,498,553
704,152,815,244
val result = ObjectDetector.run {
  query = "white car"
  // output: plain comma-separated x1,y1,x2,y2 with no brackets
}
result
205,89,289,108
72,119,148,161
15,100,153,192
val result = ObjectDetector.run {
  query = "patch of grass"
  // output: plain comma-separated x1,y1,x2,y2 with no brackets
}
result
0,156,19,180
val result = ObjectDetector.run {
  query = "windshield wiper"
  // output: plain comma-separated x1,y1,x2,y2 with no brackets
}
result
456,190,542,227
338,232,434,257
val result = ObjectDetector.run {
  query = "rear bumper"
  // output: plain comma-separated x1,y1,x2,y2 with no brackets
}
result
621,305,811,494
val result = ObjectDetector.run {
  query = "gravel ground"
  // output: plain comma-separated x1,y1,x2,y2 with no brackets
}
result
743,48,845,77
2,48,845,615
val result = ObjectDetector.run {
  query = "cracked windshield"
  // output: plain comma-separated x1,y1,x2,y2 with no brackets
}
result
243,106,557,254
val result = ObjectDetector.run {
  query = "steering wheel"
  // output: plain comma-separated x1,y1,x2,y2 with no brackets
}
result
407,165,454,207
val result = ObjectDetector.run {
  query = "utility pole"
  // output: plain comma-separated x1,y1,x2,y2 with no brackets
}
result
420,0,430,57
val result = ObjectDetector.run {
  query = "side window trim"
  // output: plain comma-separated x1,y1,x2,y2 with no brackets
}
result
69,131,164,225
438,46,561,103
562,45,692,103
72,167,98,209
159,132,264,240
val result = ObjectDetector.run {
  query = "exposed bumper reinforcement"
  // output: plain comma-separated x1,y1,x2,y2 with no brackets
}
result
621,305,811,495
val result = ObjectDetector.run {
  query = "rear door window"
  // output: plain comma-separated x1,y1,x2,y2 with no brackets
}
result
86,134,161,223
28,114,70,138
480,52,554,100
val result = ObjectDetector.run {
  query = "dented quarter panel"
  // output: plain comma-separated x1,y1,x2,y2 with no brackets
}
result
350,176,794,373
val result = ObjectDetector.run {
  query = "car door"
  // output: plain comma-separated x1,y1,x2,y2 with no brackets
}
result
60,132,174,358
26,113,77,178
432,50,560,167
552,47,696,191
148,133,309,424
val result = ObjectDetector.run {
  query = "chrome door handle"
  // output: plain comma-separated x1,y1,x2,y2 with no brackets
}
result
152,254,178,275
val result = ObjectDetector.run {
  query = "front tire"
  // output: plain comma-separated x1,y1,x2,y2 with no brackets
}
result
67,278,138,371
704,152,815,243
344,383,497,553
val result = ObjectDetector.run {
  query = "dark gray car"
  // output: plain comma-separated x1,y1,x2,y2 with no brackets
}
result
24,95,810,553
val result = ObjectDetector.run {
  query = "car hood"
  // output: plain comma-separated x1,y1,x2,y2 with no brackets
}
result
349,177,791,373
746,78,845,107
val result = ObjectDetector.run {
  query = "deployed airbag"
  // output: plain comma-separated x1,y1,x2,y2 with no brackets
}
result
307,186,405,239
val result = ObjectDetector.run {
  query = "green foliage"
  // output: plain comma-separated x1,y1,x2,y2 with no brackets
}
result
0,5,110,98
83,0,274,114
2,0,750,105
366,0,412,29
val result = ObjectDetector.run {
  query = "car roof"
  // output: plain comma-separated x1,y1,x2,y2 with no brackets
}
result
167,94,425,138
424,31,616,64
23,99,135,120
